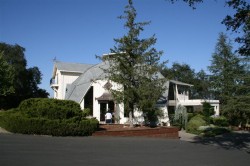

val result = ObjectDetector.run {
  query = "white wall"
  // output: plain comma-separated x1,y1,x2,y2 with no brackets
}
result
89,80,171,125
92,80,106,121
60,71,81,99
178,99,220,116
54,70,81,99
91,80,127,123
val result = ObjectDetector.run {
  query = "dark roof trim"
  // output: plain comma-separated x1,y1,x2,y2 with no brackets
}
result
169,80,193,87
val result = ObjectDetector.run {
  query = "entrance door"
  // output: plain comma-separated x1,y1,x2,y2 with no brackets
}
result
100,103,106,121
108,101,114,113
108,101,115,123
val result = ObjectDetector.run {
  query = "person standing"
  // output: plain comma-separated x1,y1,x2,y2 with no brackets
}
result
105,111,112,124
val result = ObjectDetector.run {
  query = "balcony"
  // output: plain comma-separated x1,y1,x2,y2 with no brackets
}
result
50,78,58,89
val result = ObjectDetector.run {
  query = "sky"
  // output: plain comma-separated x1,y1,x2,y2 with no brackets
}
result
1,0,237,97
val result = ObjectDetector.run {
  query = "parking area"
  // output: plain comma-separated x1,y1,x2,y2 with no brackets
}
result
0,133,250,166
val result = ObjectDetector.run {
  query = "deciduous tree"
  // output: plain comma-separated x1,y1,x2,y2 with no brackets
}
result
160,63,212,99
222,0,250,56
0,52,14,96
0,43,49,109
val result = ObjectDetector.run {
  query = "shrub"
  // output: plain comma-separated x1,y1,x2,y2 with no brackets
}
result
0,110,98,136
82,108,91,117
202,102,215,117
187,113,195,121
18,98,82,120
186,114,207,134
0,98,99,136
212,116,229,127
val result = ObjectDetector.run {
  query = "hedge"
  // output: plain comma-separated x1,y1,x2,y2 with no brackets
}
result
0,98,99,136
17,98,83,120
211,116,229,127
0,110,98,136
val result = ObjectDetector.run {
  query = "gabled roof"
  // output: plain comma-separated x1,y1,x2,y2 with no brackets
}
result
52,61,94,78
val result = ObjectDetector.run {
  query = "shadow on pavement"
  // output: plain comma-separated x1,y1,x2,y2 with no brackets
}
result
191,131,250,153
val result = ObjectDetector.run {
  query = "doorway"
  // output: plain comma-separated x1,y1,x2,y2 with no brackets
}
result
100,103,106,121
99,101,115,122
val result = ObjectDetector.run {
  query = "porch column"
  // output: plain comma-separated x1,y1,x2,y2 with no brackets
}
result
106,103,109,112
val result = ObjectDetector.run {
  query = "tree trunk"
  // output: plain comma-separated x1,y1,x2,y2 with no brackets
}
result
129,111,133,128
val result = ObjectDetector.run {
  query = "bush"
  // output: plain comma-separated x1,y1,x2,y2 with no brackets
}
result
202,102,215,117
212,116,229,127
18,98,82,120
186,114,207,134
0,98,99,136
82,108,91,117
0,111,99,136
187,113,195,121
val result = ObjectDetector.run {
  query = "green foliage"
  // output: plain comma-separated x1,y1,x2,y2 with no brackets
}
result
172,0,250,56
211,116,229,127
0,98,99,136
202,102,215,124
203,127,231,137
222,0,250,56
169,114,175,125
82,108,91,117
160,63,212,99
0,43,49,110
143,108,163,127
193,70,212,99
18,98,82,120
187,113,195,121
0,111,98,136
208,33,241,104
0,51,15,96
168,0,203,9
100,0,166,126
208,33,250,125
186,114,207,134
202,102,214,117
161,62,195,83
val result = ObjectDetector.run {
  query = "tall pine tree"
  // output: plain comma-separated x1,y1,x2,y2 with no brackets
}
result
208,33,249,125
102,0,166,127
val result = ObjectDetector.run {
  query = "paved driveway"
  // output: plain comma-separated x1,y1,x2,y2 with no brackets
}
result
0,133,249,166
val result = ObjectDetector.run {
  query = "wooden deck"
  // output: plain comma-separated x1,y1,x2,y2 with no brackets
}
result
92,124,179,139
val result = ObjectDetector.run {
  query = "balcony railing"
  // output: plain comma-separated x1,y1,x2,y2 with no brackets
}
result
50,78,58,87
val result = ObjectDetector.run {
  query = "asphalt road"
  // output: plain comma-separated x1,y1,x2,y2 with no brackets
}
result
0,133,249,166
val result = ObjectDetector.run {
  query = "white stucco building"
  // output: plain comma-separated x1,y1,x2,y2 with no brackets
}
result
51,60,219,126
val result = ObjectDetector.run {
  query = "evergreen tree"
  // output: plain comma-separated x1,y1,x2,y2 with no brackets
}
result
209,33,241,104
223,56,250,125
102,0,166,127
208,33,249,125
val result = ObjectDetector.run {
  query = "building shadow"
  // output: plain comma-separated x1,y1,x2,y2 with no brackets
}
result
191,131,250,153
